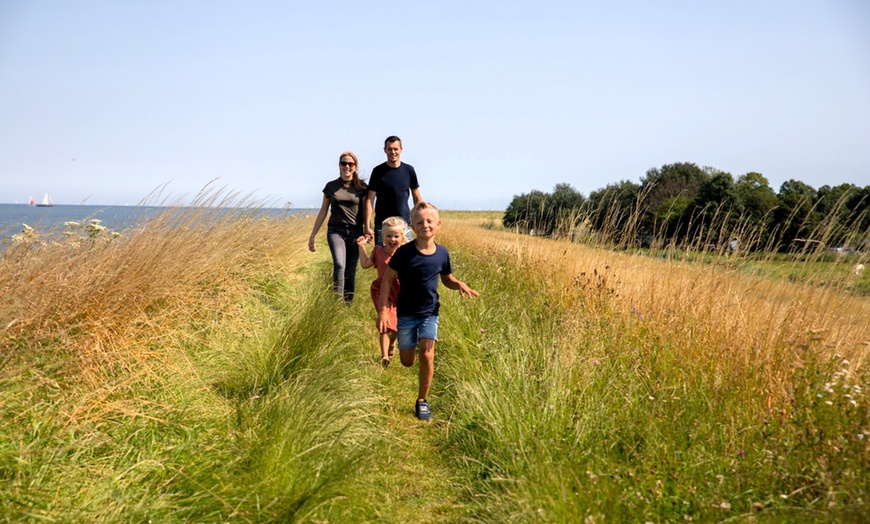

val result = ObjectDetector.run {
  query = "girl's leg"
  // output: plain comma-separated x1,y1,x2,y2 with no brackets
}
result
388,331,396,357
417,338,435,401
379,332,391,361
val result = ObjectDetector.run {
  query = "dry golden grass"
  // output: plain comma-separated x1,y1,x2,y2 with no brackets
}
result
440,213,870,402
0,191,311,429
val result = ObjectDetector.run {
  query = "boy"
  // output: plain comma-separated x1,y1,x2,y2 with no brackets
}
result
378,202,479,420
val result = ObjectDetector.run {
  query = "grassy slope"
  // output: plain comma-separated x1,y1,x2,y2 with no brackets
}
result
1,208,868,523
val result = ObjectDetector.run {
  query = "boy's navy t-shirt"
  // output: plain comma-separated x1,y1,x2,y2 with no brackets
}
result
369,162,419,226
388,242,452,317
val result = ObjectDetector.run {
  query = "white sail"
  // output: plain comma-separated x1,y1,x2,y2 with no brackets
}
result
37,193,55,207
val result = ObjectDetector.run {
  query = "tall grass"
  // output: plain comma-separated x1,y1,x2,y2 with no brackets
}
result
435,214,869,522
2,200,867,522
0,190,387,522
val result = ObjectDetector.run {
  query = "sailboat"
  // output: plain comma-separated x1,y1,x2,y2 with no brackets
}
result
36,193,54,207
29,196,36,206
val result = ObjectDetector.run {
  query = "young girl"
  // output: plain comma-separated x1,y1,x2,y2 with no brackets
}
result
357,216,408,366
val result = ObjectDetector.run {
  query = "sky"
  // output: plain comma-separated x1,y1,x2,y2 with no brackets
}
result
1,1,868,210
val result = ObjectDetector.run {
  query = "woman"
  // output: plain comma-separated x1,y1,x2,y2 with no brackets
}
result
308,151,367,302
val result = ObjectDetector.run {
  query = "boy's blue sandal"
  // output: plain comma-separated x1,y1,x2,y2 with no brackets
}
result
415,399,432,420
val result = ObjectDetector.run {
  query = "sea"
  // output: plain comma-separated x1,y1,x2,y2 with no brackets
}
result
0,204,315,240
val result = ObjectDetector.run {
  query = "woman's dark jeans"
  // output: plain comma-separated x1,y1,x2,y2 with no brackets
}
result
326,225,361,301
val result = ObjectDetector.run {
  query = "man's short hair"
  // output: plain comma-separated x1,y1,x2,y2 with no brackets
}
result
384,135,402,147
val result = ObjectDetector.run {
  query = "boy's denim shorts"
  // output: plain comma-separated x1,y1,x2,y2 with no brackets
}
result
397,315,439,350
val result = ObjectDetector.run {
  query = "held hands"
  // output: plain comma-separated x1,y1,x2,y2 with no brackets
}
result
355,235,370,247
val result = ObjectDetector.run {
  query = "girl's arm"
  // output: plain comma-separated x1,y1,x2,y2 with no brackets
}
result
308,196,330,252
377,268,398,333
357,237,374,268
441,273,480,298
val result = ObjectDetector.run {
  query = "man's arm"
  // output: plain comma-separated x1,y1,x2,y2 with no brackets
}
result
364,189,376,239
411,187,422,205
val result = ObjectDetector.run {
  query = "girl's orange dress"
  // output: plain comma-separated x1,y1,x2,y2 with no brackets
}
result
370,245,400,331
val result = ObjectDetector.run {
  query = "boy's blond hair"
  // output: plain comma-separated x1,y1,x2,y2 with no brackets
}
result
411,201,439,220
381,216,409,245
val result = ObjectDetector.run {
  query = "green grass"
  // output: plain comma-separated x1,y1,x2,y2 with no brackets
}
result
1,210,868,522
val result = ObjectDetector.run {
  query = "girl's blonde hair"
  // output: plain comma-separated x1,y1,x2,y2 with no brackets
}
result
381,216,409,245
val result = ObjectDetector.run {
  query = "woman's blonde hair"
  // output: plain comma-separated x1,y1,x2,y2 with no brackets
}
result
338,151,367,192
381,216,409,245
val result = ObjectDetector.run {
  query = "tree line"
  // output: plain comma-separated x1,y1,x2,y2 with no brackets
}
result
503,162,870,253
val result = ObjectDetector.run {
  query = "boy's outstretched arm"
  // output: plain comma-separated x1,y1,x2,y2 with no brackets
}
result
441,274,480,298
377,268,398,333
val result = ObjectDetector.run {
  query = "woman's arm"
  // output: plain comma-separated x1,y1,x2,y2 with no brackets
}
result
308,196,330,252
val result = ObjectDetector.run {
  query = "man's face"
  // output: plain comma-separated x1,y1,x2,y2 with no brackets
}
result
384,141,402,164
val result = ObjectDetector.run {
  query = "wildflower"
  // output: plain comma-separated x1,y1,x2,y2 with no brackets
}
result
738,450,744,457
719,501,731,510
479,328,485,334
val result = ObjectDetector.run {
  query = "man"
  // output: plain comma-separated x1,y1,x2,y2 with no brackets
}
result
364,136,422,245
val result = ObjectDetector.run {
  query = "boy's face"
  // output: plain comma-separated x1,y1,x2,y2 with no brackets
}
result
411,209,441,240
383,228,404,251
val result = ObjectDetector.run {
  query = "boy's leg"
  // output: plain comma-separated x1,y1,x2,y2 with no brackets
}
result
399,346,416,367
417,338,435,401
396,316,417,368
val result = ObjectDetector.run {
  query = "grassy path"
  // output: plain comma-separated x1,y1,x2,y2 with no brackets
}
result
334,288,473,523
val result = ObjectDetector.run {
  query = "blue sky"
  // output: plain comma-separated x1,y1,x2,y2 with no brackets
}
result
1,1,868,209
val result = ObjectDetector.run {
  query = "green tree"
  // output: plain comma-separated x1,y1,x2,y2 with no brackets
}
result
639,162,709,243
775,180,819,251
587,180,642,242
688,170,740,247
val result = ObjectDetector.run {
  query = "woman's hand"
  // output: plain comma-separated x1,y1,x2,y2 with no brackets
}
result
308,235,316,252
